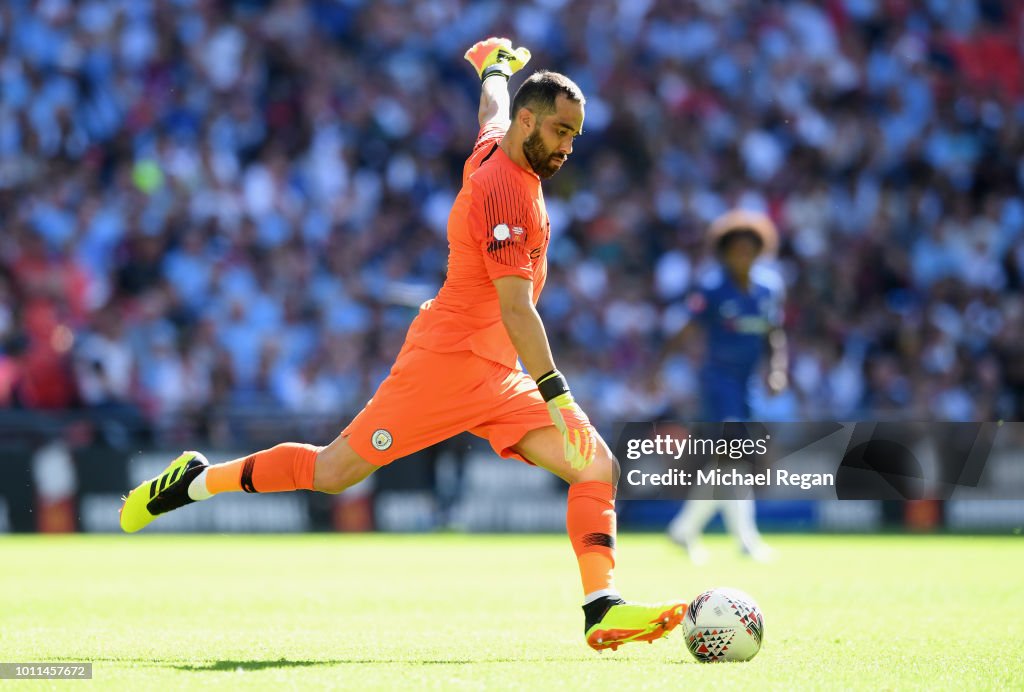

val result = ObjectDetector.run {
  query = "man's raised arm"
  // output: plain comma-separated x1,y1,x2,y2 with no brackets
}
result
464,37,531,128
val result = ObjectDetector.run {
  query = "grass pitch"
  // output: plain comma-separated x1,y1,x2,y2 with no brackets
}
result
1,533,1022,690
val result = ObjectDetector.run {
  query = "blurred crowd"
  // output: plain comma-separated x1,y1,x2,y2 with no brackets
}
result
1,0,1023,444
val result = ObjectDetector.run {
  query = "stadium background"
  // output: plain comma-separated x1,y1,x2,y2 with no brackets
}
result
1,0,1023,536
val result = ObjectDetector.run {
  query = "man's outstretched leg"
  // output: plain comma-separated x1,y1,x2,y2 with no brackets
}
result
120,436,377,532
511,427,687,652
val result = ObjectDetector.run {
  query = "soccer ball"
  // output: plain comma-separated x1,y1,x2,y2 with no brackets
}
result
683,587,764,662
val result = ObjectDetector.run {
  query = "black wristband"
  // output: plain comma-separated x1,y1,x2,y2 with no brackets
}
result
536,369,570,402
481,62,513,82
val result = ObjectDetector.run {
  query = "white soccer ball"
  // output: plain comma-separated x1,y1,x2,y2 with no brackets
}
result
683,587,764,662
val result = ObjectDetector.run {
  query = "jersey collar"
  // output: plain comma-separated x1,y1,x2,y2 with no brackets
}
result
495,144,541,184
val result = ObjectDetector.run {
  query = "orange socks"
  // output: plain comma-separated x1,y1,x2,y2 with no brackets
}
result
566,480,617,598
205,443,319,495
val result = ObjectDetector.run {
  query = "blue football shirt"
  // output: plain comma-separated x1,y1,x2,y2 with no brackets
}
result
688,266,783,420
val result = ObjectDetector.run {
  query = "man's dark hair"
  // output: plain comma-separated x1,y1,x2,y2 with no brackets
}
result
511,70,585,120
716,228,765,255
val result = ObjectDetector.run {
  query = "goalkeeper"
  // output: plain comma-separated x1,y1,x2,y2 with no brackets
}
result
120,37,686,652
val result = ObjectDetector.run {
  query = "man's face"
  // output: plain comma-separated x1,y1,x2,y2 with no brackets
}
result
522,94,584,179
721,234,762,279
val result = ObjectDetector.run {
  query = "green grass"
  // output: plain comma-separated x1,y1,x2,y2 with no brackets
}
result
1,533,1022,690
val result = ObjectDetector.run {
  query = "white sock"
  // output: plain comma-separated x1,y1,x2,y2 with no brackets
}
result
187,468,212,501
583,588,621,605
722,499,761,549
670,499,720,539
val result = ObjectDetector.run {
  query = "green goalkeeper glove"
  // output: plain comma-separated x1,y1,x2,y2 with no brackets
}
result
536,369,596,471
464,37,531,82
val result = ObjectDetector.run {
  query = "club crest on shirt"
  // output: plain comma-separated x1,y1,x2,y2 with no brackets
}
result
372,429,393,451
493,224,510,241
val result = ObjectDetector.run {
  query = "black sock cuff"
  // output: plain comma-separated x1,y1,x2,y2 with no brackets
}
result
582,595,626,632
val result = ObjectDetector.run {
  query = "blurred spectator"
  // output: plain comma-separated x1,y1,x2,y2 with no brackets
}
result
73,305,132,406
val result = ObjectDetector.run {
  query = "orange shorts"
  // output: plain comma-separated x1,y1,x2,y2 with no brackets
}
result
342,343,552,466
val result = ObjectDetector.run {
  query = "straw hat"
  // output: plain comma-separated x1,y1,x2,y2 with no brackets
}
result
707,209,778,258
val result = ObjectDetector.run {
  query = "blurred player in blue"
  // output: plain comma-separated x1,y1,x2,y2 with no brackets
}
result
665,210,787,563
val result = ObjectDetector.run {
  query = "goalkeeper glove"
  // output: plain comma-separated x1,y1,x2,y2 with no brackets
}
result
464,37,531,82
536,369,596,471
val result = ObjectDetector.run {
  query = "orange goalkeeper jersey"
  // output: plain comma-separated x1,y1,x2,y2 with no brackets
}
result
405,122,551,370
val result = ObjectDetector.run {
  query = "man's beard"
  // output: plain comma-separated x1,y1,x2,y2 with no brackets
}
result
523,130,565,179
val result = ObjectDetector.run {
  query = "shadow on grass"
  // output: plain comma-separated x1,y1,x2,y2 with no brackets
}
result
92,656,647,670
174,659,476,671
